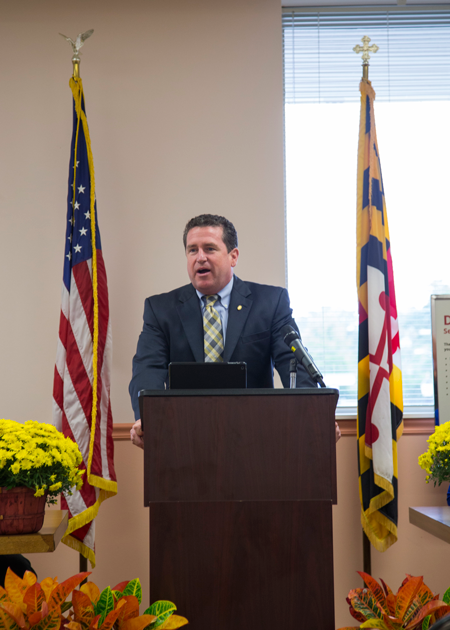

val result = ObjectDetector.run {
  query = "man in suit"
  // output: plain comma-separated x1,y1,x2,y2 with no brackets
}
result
129,214,340,447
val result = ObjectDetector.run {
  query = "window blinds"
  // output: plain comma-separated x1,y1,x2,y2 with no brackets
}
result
283,7,450,409
283,6,450,104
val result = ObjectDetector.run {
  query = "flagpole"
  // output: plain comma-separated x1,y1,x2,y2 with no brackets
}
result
353,35,378,82
59,28,94,581
72,55,80,79
73,41,87,583
353,35,379,579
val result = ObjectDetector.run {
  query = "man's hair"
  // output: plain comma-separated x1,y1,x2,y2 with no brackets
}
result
183,214,238,253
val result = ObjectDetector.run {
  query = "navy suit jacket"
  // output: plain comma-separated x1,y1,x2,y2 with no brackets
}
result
129,275,316,419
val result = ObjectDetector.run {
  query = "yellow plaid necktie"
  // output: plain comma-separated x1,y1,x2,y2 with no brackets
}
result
203,295,224,362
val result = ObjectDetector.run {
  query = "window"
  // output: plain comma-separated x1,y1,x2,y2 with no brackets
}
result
283,7,450,411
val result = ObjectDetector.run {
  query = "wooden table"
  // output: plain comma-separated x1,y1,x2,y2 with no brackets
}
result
0,510,68,554
409,507,450,545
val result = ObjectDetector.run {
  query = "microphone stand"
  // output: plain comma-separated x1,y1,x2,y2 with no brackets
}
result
289,358,297,389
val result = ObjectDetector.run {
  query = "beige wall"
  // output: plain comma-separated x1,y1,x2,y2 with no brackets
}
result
333,431,450,627
0,0,286,427
1,1,449,628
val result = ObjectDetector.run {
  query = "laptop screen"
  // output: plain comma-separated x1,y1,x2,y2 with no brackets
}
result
168,362,247,390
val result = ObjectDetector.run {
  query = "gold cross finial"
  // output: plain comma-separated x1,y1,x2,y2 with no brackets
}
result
353,36,379,79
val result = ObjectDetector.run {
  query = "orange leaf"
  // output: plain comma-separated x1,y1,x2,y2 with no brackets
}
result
404,600,449,630
28,600,49,626
64,623,82,630
401,575,413,589
80,583,100,605
348,588,364,600
395,575,423,621
382,612,403,629
121,614,157,630
416,582,435,604
357,572,388,610
336,627,360,630
386,594,396,616
403,583,437,626
28,611,44,626
95,605,124,630
0,606,21,630
40,578,59,603
48,573,91,611
24,583,46,616
434,607,450,621
71,590,95,625
0,602,26,628
115,595,140,628
88,613,101,629
4,569,28,606
381,580,394,598
29,607,61,630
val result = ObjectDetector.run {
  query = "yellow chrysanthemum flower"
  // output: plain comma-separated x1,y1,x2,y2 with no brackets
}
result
0,419,83,504
419,420,450,486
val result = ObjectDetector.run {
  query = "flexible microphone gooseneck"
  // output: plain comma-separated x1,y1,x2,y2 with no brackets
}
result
281,324,326,388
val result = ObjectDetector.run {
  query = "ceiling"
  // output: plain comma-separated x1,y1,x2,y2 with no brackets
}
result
282,0,449,6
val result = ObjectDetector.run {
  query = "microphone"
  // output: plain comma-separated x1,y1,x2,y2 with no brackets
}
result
280,324,326,388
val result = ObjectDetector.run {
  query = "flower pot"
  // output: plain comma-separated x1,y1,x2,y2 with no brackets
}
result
0,487,47,535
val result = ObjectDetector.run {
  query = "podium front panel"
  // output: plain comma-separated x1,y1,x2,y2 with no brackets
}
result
141,389,339,630
150,500,335,630
142,388,338,504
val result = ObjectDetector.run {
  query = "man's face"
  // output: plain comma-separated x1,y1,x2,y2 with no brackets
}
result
186,226,239,295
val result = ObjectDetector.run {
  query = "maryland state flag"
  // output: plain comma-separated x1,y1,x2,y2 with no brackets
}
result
356,78,403,552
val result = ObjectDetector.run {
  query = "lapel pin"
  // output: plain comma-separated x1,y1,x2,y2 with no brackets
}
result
237,305,242,311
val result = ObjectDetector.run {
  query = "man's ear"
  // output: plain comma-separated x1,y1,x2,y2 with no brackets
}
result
230,248,239,268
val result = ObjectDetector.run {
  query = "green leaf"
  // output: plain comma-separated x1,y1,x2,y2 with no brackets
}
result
357,573,388,611
112,590,123,601
143,601,176,629
351,594,383,621
122,579,142,605
95,586,115,626
443,588,450,605
422,615,431,630
61,600,73,613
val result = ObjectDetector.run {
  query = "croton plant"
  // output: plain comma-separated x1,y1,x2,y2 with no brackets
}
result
339,572,450,630
0,569,187,629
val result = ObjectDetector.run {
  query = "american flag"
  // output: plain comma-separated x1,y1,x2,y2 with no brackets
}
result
356,77,403,552
53,77,117,567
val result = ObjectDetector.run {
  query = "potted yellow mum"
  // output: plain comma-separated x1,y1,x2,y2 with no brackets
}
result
418,420,450,487
0,419,84,534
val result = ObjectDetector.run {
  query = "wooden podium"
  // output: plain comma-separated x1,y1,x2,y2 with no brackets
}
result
140,388,338,630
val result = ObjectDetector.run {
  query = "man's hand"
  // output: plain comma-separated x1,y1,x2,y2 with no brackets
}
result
335,421,341,443
130,419,144,449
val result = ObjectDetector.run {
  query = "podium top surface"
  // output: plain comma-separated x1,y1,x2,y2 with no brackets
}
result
139,387,339,398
